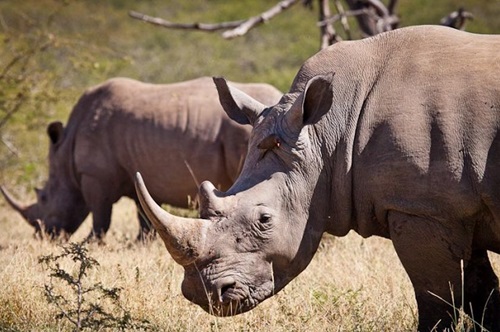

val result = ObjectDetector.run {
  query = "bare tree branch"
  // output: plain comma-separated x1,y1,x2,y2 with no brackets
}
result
343,0,377,36
318,8,375,27
1,136,19,157
334,0,352,40
343,0,399,36
318,0,340,49
365,0,399,32
0,96,25,130
440,7,474,30
128,11,245,32
130,0,474,50
223,0,301,38
0,38,54,80
129,0,301,39
365,0,390,17
387,0,398,14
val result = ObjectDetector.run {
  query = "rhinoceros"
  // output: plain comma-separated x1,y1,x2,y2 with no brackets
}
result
1,77,282,240
135,26,500,331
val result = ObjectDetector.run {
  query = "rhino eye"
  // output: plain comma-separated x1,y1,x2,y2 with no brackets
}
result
257,134,281,161
259,213,272,223
257,134,281,150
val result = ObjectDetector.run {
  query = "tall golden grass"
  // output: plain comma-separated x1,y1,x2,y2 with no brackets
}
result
1,198,498,331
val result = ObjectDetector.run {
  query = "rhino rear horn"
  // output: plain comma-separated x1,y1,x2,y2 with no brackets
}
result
134,172,209,266
213,77,266,126
199,180,225,219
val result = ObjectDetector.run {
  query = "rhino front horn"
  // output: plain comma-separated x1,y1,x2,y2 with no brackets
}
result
134,172,209,266
0,186,37,227
1,186,25,212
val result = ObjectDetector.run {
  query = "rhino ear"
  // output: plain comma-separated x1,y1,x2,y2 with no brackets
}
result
213,77,266,126
283,73,334,134
35,187,47,203
47,121,64,145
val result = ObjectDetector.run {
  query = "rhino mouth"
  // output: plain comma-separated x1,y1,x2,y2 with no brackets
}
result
196,279,275,317
181,256,277,316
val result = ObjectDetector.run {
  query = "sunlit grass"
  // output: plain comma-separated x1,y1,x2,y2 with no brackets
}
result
0,198,418,331
1,1,500,331
2,198,500,331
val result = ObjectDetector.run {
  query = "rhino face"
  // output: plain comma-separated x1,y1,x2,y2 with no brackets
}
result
181,190,278,315
181,175,304,316
32,180,89,237
136,74,334,315
1,180,89,238
1,122,89,238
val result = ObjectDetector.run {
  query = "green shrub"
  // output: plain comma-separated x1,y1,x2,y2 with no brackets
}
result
39,241,152,331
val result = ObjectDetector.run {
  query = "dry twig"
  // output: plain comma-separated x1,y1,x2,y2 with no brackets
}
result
129,0,474,50
128,11,245,32
440,7,474,30
129,0,301,39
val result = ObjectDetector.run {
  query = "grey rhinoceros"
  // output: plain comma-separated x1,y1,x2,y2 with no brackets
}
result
135,26,500,331
1,77,282,240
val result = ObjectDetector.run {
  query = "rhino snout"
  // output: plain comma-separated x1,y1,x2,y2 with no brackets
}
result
199,180,226,219
211,277,252,316
214,276,237,304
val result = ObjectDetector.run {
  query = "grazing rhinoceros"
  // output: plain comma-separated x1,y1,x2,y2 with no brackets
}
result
1,77,282,240
135,26,500,331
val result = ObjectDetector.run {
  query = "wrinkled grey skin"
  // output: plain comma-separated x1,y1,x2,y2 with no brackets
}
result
136,26,500,331
1,77,281,240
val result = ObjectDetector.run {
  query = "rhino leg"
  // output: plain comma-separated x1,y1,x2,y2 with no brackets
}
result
463,249,500,331
136,202,155,242
388,211,472,331
81,175,113,239
91,203,112,239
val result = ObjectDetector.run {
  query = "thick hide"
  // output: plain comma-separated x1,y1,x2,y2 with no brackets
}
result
138,26,500,331
2,77,282,239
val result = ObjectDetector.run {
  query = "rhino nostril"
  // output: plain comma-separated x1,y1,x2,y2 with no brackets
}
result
221,283,235,297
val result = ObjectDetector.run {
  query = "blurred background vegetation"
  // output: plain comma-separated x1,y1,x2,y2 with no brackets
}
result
1,0,499,196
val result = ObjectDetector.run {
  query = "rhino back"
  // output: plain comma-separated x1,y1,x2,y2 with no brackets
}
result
69,77,280,208
294,26,500,238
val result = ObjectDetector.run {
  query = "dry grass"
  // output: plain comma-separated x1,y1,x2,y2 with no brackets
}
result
1,198,498,331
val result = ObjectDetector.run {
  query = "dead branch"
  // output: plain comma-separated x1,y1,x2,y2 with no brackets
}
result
387,0,398,14
319,0,340,49
333,0,352,40
130,0,475,50
0,38,54,80
0,96,25,130
365,0,390,17
223,0,300,38
128,11,245,32
318,8,375,27
365,0,399,32
440,7,474,30
129,0,301,39
1,136,19,157
343,0,399,36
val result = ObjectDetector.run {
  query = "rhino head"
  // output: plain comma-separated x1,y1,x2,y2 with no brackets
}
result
136,74,336,316
1,121,89,238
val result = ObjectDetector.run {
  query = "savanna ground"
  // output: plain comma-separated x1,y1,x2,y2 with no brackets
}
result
3,198,500,331
1,198,419,331
2,0,500,331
